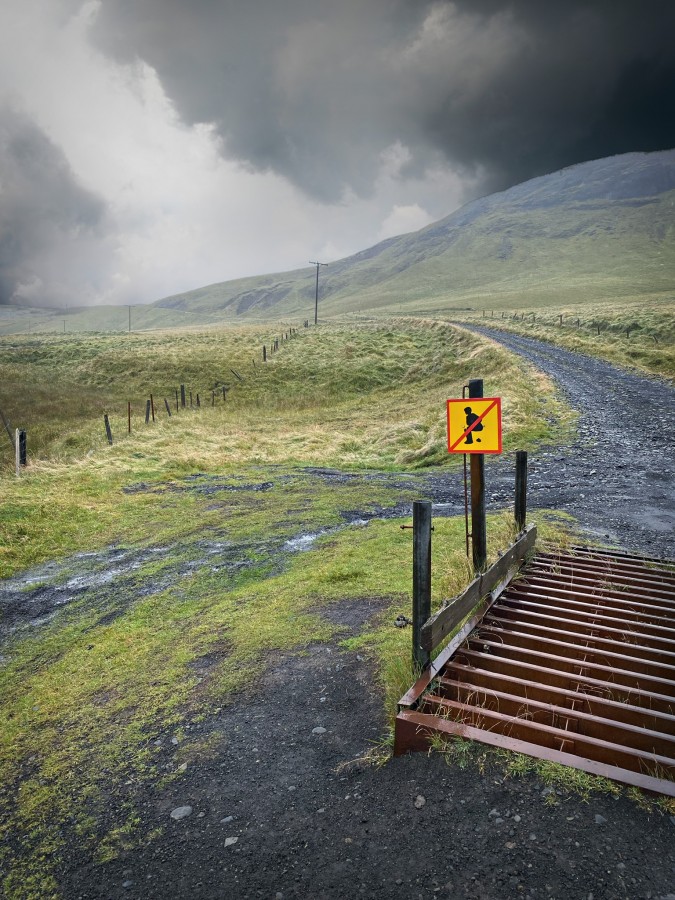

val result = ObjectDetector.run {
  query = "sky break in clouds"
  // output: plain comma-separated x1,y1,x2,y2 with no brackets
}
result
0,0,674,307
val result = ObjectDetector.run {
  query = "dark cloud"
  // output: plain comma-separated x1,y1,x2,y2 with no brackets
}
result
0,105,106,305
90,0,675,201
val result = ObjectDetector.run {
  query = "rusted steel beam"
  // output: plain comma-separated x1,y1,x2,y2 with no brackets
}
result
423,686,675,758
394,711,675,796
420,524,536,652
437,664,675,733
419,697,675,777
474,623,675,680
464,638,675,697
484,613,675,667
501,589,675,639
454,648,675,715
394,545,675,796
491,603,675,652
514,576,675,614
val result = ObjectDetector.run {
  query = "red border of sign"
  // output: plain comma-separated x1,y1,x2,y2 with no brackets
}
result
446,397,502,454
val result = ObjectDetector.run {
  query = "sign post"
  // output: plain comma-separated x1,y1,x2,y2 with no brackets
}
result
447,382,502,572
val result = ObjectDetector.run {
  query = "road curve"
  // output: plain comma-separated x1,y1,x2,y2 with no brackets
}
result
468,325,675,559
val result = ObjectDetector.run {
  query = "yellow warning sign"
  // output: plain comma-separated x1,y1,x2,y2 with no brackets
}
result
447,397,502,454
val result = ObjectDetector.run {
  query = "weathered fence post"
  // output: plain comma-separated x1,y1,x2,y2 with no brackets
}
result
150,393,155,422
145,400,151,424
515,450,528,532
469,379,487,572
180,384,186,408
412,500,432,672
15,429,20,476
212,391,215,407
222,386,227,400
190,391,193,408
104,415,113,446
196,393,200,407
263,345,267,362
164,398,172,417
18,430,26,467
175,389,179,412
128,401,131,434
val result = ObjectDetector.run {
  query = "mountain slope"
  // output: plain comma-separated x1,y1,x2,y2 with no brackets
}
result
155,149,675,319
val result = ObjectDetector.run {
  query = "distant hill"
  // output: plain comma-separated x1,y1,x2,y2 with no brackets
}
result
154,149,675,319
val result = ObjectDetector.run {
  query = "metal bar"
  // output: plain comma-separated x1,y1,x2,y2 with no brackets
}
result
394,711,675,796
454,647,675,714
515,450,527,531
420,696,675,774
412,500,432,671
424,687,675,758
421,525,536,651
462,639,675,696
475,623,675,680
519,573,675,610
468,378,486,572
485,612,675,666
437,664,675,733
502,589,675,637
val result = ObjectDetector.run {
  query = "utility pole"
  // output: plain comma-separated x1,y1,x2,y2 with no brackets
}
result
309,261,327,325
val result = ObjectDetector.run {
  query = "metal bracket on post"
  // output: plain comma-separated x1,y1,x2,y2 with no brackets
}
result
412,500,432,672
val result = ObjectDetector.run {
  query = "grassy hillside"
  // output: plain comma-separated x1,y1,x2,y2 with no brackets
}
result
150,149,675,319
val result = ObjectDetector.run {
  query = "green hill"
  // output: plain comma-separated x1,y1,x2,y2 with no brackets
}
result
154,149,675,320
2,148,673,337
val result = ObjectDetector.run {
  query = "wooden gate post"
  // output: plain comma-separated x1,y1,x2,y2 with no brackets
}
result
104,415,113,446
412,500,432,671
468,379,487,571
515,450,528,531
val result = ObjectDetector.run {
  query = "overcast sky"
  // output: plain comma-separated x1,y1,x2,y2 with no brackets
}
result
1,1,674,307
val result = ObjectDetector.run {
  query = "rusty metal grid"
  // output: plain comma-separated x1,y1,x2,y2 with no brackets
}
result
395,547,675,796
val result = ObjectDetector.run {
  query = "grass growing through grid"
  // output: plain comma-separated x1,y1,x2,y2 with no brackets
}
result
0,318,577,895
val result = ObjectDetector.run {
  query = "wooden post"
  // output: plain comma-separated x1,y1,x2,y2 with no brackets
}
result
212,391,215,407
597,324,600,336
412,500,432,672
128,401,131,434
196,393,200,407
164,398,172,417
104,415,113,446
559,314,563,326
145,400,151,424
180,384,186,408
150,393,155,422
469,379,487,572
190,391,193,408
263,345,267,362
175,389,179,412
515,450,528,532
15,428,20,476
0,406,14,448
19,430,26,466
223,386,227,400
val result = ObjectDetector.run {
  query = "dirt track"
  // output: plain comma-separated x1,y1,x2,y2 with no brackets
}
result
8,332,675,899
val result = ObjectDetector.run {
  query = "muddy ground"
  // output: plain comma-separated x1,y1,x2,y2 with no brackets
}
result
3,331,675,899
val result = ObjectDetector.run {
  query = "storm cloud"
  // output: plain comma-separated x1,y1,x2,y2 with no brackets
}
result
0,105,106,305
91,0,675,199
0,0,674,306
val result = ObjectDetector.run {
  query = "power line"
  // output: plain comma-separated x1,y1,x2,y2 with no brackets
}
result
309,261,327,325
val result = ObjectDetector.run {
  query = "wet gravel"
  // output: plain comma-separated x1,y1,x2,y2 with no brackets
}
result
467,325,675,559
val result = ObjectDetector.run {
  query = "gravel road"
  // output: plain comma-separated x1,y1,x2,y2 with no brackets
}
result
52,332,675,900
471,326,675,559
